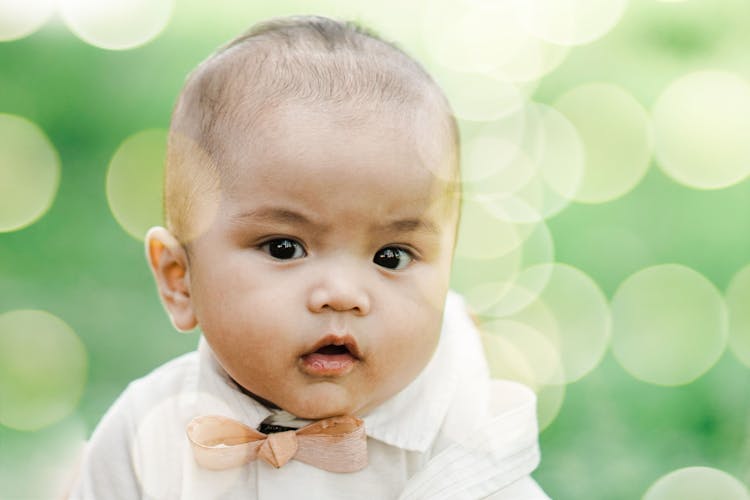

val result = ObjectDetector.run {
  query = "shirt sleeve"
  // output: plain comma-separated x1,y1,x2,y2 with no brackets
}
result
68,388,142,500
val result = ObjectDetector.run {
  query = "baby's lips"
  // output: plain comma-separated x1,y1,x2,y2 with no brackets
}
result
299,333,361,378
304,333,362,359
300,350,357,377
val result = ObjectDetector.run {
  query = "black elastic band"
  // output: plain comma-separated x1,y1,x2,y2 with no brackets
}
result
258,422,297,434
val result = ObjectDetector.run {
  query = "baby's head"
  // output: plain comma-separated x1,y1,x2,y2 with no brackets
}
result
146,16,461,419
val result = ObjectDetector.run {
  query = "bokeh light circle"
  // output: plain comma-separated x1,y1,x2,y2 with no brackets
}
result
514,0,628,46
536,383,565,432
480,320,567,430
498,263,611,383
652,71,750,189
132,392,242,498
468,159,543,225
611,264,728,386
59,0,175,50
643,467,750,500
491,32,570,83
424,0,527,75
725,264,750,368
479,244,555,317
454,221,554,316
455,198,524,260
437,71,526,122
0,0,56,41
461,134,534,190
482,319,565,388
453,252,522,312
0,113,60,232
462,103,584,223
555,83,653,203
527,104,585,209
0,310,87,431
106,129,167,240
457,105,528,185
498,103,585,221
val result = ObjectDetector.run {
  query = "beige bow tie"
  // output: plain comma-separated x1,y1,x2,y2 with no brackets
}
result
186,415,368,473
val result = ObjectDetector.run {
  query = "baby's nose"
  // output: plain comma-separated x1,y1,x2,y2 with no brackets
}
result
306,264,371,315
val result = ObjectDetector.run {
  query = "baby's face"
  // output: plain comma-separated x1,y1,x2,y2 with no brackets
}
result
185,104,457,418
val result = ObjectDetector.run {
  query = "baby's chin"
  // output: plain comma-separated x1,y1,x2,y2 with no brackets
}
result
274,383,372,419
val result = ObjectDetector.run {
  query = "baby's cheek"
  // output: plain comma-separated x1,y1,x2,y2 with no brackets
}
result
385,329,435,380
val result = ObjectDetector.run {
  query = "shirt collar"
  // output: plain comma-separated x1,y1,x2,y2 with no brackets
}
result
194,290,477,453
362,291,470,451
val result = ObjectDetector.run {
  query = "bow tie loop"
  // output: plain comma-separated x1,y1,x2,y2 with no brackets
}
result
186,414,367,473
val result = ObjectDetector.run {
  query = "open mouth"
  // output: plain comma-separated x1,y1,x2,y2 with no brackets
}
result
300,334,360,376
303,333,362,359
314,344,351,355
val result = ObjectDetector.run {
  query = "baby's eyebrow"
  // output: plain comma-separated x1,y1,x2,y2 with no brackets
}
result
379,218,440,235
231,207,440,235
231,207,318,227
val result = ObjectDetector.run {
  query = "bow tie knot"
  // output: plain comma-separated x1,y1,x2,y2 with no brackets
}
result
186,414,368,473
258,430,298,468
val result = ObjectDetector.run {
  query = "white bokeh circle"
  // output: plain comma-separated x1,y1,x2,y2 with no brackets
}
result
500,263,611,383
106,129,167,240
456,220,555,316
643,467,750,500
436,71,527,122
0,113,60,232
526,104,585,212
480,320,566,430
455,197,526,260
536,382,565,432
0,0,56,41
500,103,585,220
423,0,528,75
482,319,565,388
132,392,242,498
611,264,728,386
554,83,653,204
490,31,570,83
462,103,585,223
513,0,628,47
0,310,87,431
652,71,750,190
59,0,175,50
725,264,750,368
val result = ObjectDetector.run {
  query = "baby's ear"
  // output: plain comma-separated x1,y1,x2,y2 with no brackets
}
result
145,227,197,332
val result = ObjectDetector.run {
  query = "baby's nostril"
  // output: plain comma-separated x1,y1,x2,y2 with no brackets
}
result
316,344,349,355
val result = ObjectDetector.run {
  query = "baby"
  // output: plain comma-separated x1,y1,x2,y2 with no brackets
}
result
71,15,548,499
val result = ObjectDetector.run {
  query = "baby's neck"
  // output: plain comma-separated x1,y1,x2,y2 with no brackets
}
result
230,377,314,432
231,378,281,410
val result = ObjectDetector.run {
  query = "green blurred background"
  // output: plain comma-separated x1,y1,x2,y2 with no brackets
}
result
2,0,750,498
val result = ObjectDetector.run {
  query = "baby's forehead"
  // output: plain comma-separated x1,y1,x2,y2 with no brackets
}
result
173,25,456,156
202,102,458,230
165,17,460,240
221,99,457,191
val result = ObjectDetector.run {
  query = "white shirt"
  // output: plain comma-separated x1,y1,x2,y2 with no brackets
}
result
70,292,549,499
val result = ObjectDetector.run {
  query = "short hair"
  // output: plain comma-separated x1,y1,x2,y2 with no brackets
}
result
165,15,460,242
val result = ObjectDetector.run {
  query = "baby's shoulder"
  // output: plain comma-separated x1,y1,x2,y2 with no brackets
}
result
114,349,206,425
405,380,541,499
87,349,202,439
127,349,201,399
70,350,209,498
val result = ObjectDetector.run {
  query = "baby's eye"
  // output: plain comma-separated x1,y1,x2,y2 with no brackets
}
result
373,246,413,270
261,238,306,260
